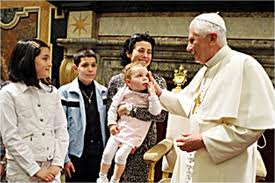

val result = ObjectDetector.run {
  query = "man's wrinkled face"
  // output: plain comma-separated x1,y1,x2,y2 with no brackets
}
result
186,27,212,64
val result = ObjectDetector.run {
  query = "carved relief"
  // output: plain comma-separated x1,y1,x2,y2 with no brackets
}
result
0,7,40,31
1,7,39,77
67,11,93,38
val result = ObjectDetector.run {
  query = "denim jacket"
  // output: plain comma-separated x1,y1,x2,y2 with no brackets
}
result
58,78,108,163
0,82,69,176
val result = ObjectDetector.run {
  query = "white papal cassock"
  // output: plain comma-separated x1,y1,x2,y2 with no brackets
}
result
160,46,275,182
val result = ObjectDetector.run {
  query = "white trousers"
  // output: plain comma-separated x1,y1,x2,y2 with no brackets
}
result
101,136,132,165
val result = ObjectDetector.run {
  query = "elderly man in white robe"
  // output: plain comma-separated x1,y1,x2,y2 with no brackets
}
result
149,12,275,182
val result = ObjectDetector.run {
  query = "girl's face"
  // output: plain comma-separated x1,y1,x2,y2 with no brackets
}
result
125,66,149,92
35,47,51,79
127,41,152,67
75,56,97,85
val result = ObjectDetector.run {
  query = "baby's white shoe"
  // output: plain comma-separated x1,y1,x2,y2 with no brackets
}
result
109,176,120,183
96,176,109,183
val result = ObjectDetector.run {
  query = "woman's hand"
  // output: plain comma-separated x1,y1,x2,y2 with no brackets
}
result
48,165,61,177
0,163,6,180
148,71,162,96
117,103,129,117
64,161,75,178
109,124,119,135
34,167,54,182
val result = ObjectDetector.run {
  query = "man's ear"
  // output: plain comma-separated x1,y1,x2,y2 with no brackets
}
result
72,64,78,72
209,33,218,44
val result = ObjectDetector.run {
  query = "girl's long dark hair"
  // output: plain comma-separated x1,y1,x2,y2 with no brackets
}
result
8,38,50,87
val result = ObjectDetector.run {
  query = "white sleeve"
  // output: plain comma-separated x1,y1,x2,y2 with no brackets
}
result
159,89,191,117
202,122,264,164
107,87,125,126
148,95,162,116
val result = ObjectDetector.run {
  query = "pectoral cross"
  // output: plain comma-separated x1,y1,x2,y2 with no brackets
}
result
192,94,201,114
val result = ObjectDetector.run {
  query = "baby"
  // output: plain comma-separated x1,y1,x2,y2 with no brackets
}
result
97,62,162,183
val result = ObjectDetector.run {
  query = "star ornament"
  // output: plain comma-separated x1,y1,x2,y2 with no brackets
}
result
71,13,89,36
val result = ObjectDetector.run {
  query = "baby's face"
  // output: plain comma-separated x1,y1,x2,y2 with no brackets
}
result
126,66,149,92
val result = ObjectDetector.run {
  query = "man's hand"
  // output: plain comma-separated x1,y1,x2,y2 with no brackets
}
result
109,124,119,135
175,133,205,152
148,71,162,96
64,161,75,178
34,168,54,182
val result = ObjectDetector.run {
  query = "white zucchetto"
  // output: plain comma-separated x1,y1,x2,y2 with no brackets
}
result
194,12,226,32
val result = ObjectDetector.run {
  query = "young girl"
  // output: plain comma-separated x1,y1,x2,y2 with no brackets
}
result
0,39,69,182
97,62,162,183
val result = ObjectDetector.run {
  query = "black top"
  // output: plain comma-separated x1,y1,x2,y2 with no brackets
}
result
78,79,103,157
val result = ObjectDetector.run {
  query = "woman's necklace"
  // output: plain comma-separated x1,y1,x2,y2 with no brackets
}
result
81,89,93,104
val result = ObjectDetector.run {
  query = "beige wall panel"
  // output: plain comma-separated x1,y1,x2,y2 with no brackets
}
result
99,16,274,40
225,17,274,39
98,16,192,37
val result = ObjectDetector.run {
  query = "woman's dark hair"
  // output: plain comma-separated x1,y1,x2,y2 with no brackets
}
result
8,38,50,87
73,48,97,66
120,33,155,67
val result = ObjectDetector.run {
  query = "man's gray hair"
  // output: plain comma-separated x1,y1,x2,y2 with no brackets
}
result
190,19,227,46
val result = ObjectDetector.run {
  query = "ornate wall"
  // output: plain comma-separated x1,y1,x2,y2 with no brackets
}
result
1,1,274,181
0,1,54,83
49,2,274,182
50,2,274,90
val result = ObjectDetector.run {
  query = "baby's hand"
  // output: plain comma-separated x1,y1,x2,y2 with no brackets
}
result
148,81,156,96
109,124,119,135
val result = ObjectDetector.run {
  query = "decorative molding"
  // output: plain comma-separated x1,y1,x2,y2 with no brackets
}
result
48,1,274,13
0,7,40,37
56,38,274,53
57,37,274,86
51,6,64,19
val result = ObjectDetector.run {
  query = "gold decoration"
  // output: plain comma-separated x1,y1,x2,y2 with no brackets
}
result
59,57,78,86
70,13,89,36
192,94,201,114
172,65,187,93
